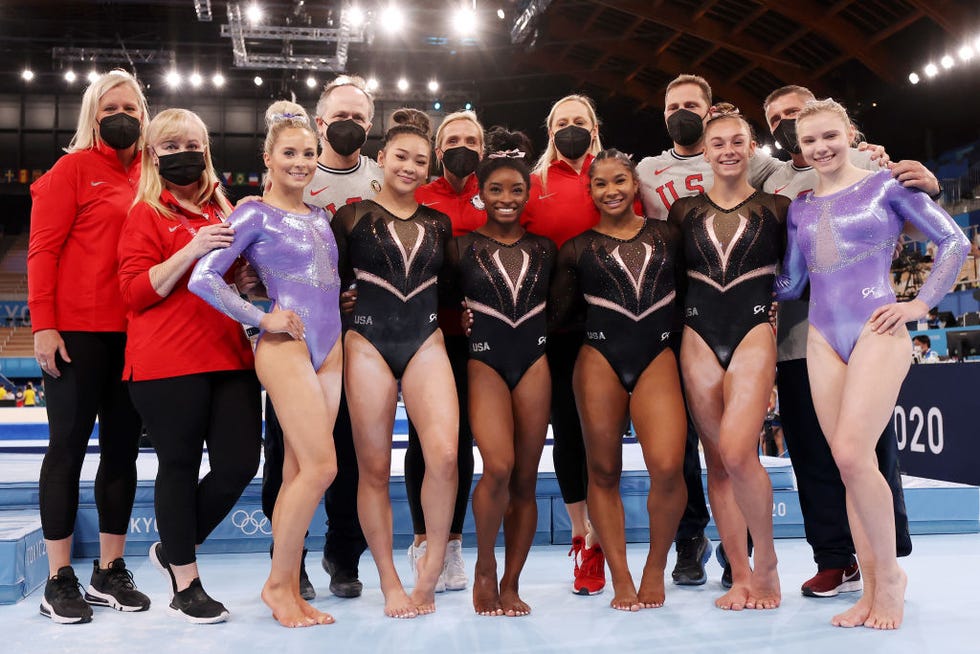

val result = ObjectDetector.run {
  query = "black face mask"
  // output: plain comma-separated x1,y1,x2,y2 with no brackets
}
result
553,125,592,160
772,118,801,155
666,109,705,147
441,146,480,178
99,112,141,150
325,119,366,157
157,151,206,187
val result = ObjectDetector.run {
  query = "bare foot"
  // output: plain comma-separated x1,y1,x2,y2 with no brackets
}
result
637,565,666,608
499,587,530,617
716,584,751,611
262,583,315,628
472,567,503,616
746,563,781,610
411,586,436,615
864,568,907,630
383,587,418,619
832,593,873,628
610,578,640,612
298,597,334,625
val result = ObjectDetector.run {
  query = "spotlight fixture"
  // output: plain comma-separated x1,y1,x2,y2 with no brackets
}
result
924,63,939,77
433,100,442,111
427,79,439,93
21,69,34,82
189,72,203,88
64,70,76,83
246,2,263,24
381,6,405,33
941,55,955,69
348,6,365,28
397,77,409,92
212,72,225,87
366,77,379,92
908,72,920,84
306,76,317,88
497,8,505,20
453,7,478,36
253,75,263,86
958,45,974,62
165,70,182,88
88,71,100,84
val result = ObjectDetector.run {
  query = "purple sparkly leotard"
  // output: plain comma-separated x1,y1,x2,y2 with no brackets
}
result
775,170,969,363
189,202,342,370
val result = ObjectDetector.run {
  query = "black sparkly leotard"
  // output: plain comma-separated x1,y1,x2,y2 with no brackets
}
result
550,219,681,392
668,191,789,369
447,231,556,390
333,200,453,379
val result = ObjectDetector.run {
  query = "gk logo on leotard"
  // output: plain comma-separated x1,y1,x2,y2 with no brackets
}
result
861,287,876,298
429,313,437,323
538,336,547,346
472,342,491,352
661,332,670,341
231,509,272,536
753,305,766,315
354,315,373,325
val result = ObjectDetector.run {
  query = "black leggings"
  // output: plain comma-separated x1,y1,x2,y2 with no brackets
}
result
129,370,261,566
39,331,142,540
547,331,588,505
405,334,474,535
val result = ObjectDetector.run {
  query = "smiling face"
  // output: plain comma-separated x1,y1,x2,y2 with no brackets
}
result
796,110,854,176
378,132,430,195
479,166,528,227
589,158,638,220
703,117,756,180
263,127,318,193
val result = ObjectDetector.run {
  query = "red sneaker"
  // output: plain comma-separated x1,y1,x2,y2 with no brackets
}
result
569,536,605,595
801,563,862,597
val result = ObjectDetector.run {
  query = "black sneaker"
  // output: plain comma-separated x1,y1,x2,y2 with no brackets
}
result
169,578,229,624
322,556,363,598
671,534,713,585
149,542,178,600
270,543,315,601
85,558,150,611
716,539,753,588
40,566,93,624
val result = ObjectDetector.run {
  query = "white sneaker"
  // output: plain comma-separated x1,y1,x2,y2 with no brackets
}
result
409,541,445,593
441,539,468,591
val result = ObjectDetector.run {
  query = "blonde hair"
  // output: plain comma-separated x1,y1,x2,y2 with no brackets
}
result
665,74,712,107
434,110,485,152
67,69,149,153
133,108,232,219
263,100,315,156
704,103,756,141
315,74,375,121
532,94,603,190
796,98,863,145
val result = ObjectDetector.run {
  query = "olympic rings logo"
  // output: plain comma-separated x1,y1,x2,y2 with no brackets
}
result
230,509,272,536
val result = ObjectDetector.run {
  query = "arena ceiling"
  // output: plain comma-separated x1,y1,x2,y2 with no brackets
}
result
1,0,978,158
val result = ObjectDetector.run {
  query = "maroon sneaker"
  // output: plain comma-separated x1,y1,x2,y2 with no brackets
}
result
801,563,862,597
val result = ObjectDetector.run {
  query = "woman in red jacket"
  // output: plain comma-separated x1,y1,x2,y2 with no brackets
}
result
28,70,150,624
521,94,607,595
118,108,261,624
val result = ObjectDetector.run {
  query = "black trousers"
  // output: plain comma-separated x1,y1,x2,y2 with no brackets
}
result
404,334,474,535
777,358,912,569
261,386,367,569
130,370,261,566
39,331,142,540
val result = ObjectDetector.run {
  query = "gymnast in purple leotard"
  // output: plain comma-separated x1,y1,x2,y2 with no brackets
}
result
191,101,343,629
774,99,968,631
775,170,964,363
190,200,341,370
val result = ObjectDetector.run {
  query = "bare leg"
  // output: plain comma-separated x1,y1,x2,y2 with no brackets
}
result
468,360,512,617
681,329,750,611
401,331,460,615
720,325,780,610
631,350,687,609
809,325,910,629
344,332,415,619
257,335,341,627
45,538,72,577
98,533,126,567
499,357,550,617
573,346,637,612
